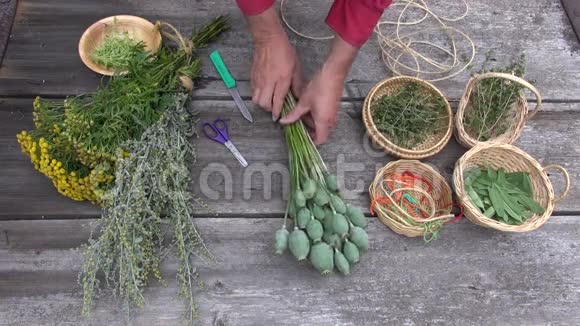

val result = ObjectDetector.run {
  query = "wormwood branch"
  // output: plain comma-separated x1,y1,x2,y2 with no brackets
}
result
80,94,212,324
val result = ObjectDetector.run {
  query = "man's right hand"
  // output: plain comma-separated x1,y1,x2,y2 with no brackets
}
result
247,7,304,121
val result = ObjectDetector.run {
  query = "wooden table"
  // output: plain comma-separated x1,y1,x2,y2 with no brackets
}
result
1,0,579,324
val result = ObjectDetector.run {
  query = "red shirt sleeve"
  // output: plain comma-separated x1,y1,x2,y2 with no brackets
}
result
326,0,392,47
236,0,275,16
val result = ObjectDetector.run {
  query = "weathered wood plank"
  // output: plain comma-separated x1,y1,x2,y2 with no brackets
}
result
0,0,17,65
1,98,578,219
0,0,579,100
563,0,580,41
1,217,579,325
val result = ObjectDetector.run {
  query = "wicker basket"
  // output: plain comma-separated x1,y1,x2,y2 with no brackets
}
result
369,160,455,238
363,76,453,159
453,143,570,232
455,72,542,148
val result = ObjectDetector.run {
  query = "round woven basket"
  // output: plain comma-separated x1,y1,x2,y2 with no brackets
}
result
453,143,570,232
363,76,453,159
369,160,455,238
455,72,542,148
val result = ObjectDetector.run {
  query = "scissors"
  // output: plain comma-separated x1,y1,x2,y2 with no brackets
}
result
202,118,248,168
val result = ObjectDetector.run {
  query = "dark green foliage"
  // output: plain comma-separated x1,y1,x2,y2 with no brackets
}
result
370,82,447,149
464,54,527,141
464,166,544,225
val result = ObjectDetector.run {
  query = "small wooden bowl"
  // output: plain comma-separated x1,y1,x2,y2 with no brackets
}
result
78,15,161,75
362,76,453,159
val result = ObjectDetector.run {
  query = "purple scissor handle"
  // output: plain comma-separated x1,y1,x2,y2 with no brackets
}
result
203,118,230,144
202,118,248,167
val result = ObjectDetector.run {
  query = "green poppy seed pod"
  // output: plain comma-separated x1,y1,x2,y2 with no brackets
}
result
294,190,306,208
312,205,326,221
322,212,334,232
343,240,360,264
306,219,323,242
309,242,334,275
297,208,311,229
288,200,297,219
330,195,347,214
332,213,349,236
323,233,342,249
346,205,367,228
289,229,310,261
334,250,350,275
325,174,339,192
274,228,290,255
302,179,317,199
349,226,369,252
314,189,329,206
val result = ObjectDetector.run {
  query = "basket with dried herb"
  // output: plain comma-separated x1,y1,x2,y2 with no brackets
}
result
455,55,542,148
362,76,453,159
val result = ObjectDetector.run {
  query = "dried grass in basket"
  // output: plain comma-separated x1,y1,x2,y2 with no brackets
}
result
363,76,453,159
455,72,541,148
369,160,455,241
453,143,570,232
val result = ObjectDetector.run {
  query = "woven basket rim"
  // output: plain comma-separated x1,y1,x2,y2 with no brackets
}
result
370,159,454,237
363,76,453,159
454,72,541,148
453,143,558,232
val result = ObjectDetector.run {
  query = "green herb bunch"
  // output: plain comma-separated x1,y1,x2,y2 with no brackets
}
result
464,166,544,225
274,94,369,275
464,54,527,141
17,16,230,204
81,93,213,323
91,30,146,70
370,82,447,149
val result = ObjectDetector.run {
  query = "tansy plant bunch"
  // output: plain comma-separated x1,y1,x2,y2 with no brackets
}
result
16,16,229,205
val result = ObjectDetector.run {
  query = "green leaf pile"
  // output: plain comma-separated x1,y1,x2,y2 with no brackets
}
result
464,167,545,225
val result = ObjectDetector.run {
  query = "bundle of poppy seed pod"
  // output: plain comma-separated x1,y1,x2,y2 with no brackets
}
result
274,94,369,275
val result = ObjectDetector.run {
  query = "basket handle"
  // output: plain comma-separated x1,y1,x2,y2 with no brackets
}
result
542,165,571,203
472,72,542,119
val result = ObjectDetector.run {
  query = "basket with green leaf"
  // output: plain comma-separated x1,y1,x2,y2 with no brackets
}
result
453,143,570,232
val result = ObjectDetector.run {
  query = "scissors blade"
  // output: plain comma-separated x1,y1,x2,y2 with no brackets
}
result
224,140,248,167
228,87,253,123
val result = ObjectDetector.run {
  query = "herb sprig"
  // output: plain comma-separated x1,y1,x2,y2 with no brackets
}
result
370,82,447,149
464,54,527,141
91,30,146,71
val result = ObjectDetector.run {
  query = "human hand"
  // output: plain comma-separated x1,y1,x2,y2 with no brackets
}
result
279,35,358,145
279,66,343,145
247,7,304,121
